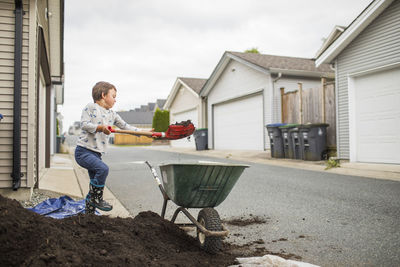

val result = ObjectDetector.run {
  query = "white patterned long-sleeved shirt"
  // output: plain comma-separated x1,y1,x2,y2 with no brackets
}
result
77,103,141,153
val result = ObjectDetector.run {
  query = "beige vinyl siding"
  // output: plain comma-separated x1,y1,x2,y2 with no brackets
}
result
0,0,30,188
335,0,400,159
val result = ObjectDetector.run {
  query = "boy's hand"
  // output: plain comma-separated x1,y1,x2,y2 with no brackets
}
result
97,125,111,135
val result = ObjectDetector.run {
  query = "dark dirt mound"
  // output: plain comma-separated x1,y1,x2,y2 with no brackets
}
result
0,195,239,266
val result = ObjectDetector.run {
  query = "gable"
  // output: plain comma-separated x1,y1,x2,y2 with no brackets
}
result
169,84,200,113
208,59,270,101
316,0,395,66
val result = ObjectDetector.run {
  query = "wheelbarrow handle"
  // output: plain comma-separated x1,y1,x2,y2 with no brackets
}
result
144,161,169,201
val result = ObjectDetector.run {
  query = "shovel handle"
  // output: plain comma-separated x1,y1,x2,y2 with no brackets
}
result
107,126,164,137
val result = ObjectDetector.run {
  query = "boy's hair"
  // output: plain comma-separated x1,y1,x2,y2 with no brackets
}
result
92,81,117,102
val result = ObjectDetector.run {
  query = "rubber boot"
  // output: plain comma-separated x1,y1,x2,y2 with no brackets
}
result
85,196,96,214
89,183,113,211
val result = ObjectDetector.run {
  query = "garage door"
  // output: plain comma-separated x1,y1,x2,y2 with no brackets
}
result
214,94,264,150
170,108,198,148
353,67,400,164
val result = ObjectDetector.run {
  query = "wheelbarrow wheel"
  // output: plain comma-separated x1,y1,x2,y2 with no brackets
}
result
197,208,222,254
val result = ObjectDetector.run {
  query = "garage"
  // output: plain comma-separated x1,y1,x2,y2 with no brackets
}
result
213,93,264,150
170,108,198,148
351,67,400,164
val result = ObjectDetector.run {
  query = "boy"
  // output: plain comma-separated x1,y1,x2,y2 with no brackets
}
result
75,81,142,214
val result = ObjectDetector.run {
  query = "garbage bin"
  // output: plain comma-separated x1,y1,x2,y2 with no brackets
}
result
299,123,329,161
266,123,286,158
193,128,208,150
288,127,303,159
279,124,300,158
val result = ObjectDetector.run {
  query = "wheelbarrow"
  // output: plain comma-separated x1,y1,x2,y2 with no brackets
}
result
144,161,249,254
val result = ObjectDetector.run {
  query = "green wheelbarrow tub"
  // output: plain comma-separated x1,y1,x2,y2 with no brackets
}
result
159,161,249,208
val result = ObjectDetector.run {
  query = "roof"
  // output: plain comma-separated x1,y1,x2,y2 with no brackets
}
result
156,99,166,109
316,0,394,66
117,111,154,125
229,51,333,73
314,25,346,59
200,51,334,96
178,77,207,94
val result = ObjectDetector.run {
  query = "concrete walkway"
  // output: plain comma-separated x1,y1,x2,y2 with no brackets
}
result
39,153,131,218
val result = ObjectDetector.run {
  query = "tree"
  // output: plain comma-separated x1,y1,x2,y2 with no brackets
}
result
244,47,260,54
152,108,170,132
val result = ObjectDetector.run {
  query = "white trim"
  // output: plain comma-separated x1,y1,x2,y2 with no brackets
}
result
200,55,231,97
212,88,264,106
348,62,400,77
172,106,198,116
348,75,357,162
334,59,340,158
200,53,271,97
269,68,334,78
316,0,394,66
27,0,37,188
228,54,271,75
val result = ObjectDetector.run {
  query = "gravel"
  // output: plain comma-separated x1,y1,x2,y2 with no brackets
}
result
18,189,63,208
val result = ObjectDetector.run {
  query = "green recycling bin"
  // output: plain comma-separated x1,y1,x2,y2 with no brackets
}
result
266,123,286,158
279,124,300,158
299,123,329,161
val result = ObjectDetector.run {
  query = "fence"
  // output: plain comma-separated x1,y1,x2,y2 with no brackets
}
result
114,134,153,145
280,78,336,147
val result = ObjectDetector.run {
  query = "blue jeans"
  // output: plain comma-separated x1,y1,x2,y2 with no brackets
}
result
74,146,109,187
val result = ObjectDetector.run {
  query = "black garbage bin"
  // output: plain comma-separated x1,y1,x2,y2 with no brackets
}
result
266,123,286,158
194,128,208,150
288,127,303,159
299,123,329,161
279,124,300,158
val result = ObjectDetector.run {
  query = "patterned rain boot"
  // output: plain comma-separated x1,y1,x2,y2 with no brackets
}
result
85,194,96,214
89,183,113,211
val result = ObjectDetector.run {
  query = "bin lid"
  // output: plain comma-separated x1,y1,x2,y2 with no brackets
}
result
279,123,300,128
266,123,286,128
300,123,329,128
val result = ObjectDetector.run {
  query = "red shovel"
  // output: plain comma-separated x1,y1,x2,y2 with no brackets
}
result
107,120,195,140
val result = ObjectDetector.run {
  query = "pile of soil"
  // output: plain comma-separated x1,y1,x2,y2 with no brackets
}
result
0,195,241,266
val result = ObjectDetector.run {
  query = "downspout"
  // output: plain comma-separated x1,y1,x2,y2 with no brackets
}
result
272,72,282,123
11,0,24,190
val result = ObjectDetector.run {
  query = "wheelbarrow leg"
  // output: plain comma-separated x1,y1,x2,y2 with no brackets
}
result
161,198,168,219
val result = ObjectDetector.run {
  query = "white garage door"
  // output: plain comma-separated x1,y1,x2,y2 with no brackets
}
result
214,94,264,150
170,108,198,148
353,67,400,164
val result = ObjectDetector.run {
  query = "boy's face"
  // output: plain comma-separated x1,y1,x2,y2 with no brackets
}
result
102,88,116,109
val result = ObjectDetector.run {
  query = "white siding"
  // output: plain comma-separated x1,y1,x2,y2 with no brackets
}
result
207,59,270,150
0,0,30,188
336,0,400,159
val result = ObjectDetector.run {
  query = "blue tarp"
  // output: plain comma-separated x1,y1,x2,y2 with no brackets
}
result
29,195,99,219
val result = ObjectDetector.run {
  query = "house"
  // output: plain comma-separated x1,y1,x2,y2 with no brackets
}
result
200,51,334,151
117,110,154,129
315,0,400,164
0,0,65,195
164,77,207,148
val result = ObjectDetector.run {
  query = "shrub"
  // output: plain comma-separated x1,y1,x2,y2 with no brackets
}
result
152,108,170,132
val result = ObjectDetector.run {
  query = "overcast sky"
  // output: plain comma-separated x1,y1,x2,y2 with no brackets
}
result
59,0,372,131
